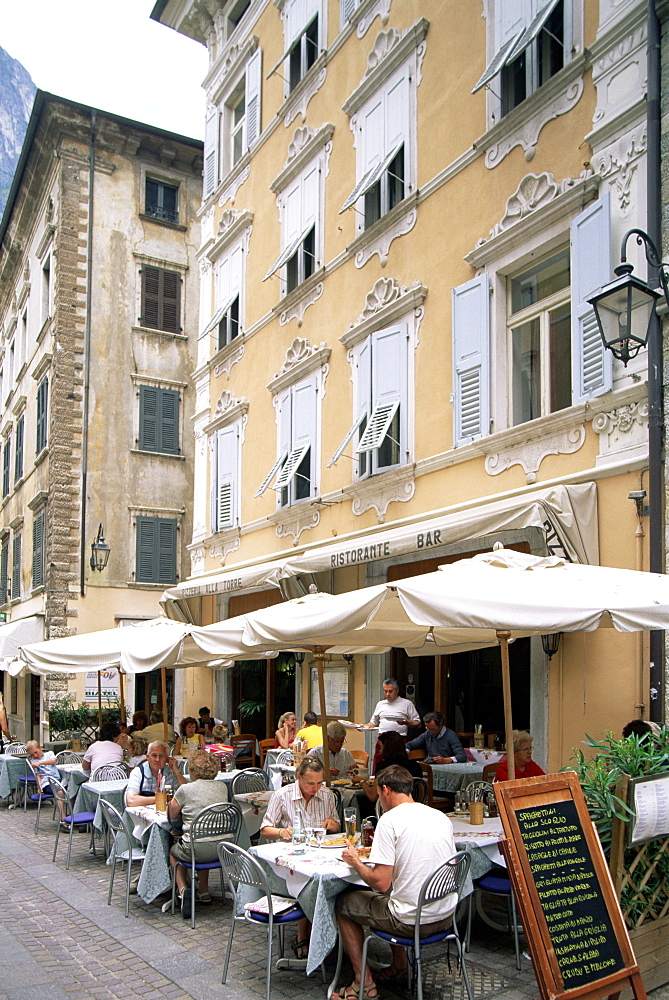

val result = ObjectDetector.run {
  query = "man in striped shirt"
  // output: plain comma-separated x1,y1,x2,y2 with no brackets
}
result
261,757,340,842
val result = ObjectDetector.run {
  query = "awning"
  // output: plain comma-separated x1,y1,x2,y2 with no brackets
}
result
0,615,44,671
161,482,598,610
339,143,403,214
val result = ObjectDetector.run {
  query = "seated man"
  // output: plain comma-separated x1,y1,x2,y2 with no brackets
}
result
197,706,222,735
261,757,340,958
406,710,466,764
294,711,323,750
26,740,66,818
131,711,177,745
309,721,358,777
336,765,457,998
125,741,187,807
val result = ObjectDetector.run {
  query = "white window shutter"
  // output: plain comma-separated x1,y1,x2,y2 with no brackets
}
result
571,193,612,403
291,377,317,494
367,324,407,462
496,0,530,47
301,163,319,230
216,426,238,529
385,67,410,160
245,48,262,150
452,273,490,446
286,0,307,47
216,255,230,310
361,93,385,176
229,243,243,301
204,110,218,199
284,179,303,247
341,0,357,24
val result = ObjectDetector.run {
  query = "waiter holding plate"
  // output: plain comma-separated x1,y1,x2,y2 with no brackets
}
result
366,677,420,774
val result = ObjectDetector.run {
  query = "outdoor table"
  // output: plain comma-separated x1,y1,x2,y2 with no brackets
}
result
234,789,273,838
215,768,246,788
431,762,484,793
268,763,295,789
73,778,128,832
0,753,29,800
450,815,506,869
467,749,504,765
263,748,282,777
57,763,88,797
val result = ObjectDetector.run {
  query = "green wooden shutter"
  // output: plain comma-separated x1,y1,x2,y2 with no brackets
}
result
136,517,156,582
14,415,23,482
37,377,48,453
141,266,161,328
32,511,44,590
136,516,176,583
139,386,158,450
12,533,21,600
0,537,8,605
161,269,181,333
159,389,179,454
158,519,177,584
2,438,10,498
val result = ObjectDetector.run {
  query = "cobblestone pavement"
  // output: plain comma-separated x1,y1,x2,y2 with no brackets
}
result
0,801,661,1000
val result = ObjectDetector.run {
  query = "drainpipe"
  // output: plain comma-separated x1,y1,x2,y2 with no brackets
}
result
80,110,95,596
646,0,664,723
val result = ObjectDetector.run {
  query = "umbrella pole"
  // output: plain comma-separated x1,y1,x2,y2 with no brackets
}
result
160,667,168,744
497,631,514,780
97,671,103,730
118,670,126,728
314,646,331,787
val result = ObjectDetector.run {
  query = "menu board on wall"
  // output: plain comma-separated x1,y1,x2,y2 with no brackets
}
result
628,773,669,846
495,771,647,1000
310,666,349,718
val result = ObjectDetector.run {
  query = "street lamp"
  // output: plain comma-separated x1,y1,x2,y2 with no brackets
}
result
587,229,669,365
89,523,110,572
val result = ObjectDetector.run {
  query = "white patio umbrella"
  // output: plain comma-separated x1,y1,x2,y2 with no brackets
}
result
232,548,669,778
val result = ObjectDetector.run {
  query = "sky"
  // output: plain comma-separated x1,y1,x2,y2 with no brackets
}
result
1,0,207,139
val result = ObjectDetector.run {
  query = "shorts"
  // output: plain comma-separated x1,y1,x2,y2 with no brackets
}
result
171,839,222,864
338,888,454,938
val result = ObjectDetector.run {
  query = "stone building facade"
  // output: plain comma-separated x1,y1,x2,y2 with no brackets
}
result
0,93,203,739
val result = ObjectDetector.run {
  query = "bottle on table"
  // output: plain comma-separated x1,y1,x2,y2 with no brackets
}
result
292,804,307,854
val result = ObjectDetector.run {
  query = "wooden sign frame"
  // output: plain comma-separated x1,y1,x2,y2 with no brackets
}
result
495,771,647,1000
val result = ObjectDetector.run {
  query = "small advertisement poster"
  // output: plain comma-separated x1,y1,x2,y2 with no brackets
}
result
629,773,669,845
84,669,119,704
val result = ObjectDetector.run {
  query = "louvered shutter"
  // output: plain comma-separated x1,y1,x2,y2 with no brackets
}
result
14,415,23,482
452,273,490,446
360,91,384,178
0,537,8,604
142,266,161,328
286,0,307,47
12,534,20,600
571,194,612,403
161,269,181,333
136,517,157,582
158,519,177,584
160,389,179,455
2,438,10,497
366,325,407,468
32,511,44,590
497,0,530,47
355,336,372,476
288,377,316,496
204,109,218,199
216,426,238,529
139,386,158,451
276,387,294,503
341,0,358,24
245,48,262,149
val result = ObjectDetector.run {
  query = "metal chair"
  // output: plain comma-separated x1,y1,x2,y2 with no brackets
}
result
466,868,522,970
330,786,344,828
49,777,97,870
26,760,55,833
99,799,146,917
231,770,269,795
170,802,243,928
91,763,130,781
259,738,275,767
218,841,306,1000
55,750,83,764
230,734,256,767
359,852,473,1000
17,757,38,810
464,780,494,802
275,749,294,766
5,742,27,754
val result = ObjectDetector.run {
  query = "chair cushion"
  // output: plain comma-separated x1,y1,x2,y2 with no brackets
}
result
476,875,511,893
19,775,37,782
247,907,305,924
29,791,53,802
372,928,451,946
63,812,96,825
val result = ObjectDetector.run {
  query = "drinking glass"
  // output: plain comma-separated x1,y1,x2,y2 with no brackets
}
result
313,825,326,853
344,807,357,844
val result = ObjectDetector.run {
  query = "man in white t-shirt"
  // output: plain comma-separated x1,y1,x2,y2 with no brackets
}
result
367,677,420,774
335,765,457,998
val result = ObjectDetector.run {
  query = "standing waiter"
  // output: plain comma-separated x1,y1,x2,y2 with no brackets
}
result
366,677,420,773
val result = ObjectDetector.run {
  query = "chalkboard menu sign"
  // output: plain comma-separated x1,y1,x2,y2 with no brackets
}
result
495,772,647,1000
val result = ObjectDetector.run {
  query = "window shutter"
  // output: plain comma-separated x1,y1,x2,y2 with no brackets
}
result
12,534,20,601
32,511,44,590
245,48,262,149
14,415,23,482
216,426,238,529
3,438,10,497
158,519,177,584
285,179,303,248
204,110,218,199
139,386,158,451
160,388,179,455
36,377,48,454
142,265,161,328
361,92,385,177
341,0,358,24
571,193,612,403
497,0,530,47
369,324,407,464
0,537,8,604
136,517,156,582
452,273,490,446
277,387,294,500
385,67,410,162
286,0,308,47
161,269,181,333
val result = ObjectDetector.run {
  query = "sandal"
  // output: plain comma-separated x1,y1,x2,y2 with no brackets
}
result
197,892,212,904
292,939,309,960
333,982,379,1000
376,967,407,983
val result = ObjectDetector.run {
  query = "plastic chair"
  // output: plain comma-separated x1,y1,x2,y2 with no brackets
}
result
99,799,146,917
170,802,243,928
259,739,275,767
419,762,452,811
350,749,369,768
231,770,269,795
91,763,130,781
49,777,97,869
466,869,522,970
230,734,256,767
55,750,83,764
218,841,306,1000
359,852,473,1000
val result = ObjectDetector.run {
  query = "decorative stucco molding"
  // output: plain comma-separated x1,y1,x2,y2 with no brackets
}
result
267,337,331,395
485,426,586,484
279,281,324,327
283,63,327,127
204,391,249,435
589,14,646,140
353,202,418,269
593,400,648,466
349,466,415,523
189,545,206,577
219,162,250,207
271,124,335,193
343,19,429,117
591,123,646,212
273,506,321,545
355,0,392,38
341,276,428,349
209,534,241,564
213,342,245,379
208,209,254,262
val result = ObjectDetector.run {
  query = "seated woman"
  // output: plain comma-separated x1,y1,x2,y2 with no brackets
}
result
275,711,298,749
167,749,230,918
174,717,205,756
494,729,546,781
127,710,148,737
352,731,423,804
82,722,125,773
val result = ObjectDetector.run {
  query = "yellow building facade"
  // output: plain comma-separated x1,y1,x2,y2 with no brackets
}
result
155,0,654,768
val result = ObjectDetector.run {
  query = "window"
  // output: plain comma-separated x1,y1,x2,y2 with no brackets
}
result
0,536,8,605
11,533,21,602
264,160,320,294
203,46,261,197
341,0,362,27
32,510,45,590
451,193,612,444
2,436,10,498
271,0,323,96
138,386,180,455
341,63,411,231
331,325,408,478
256,377,317,506
14,415,23,483
140,265,181,333
289,14,319,92
145,179,179,224
41,256,52,322
19,309,27,369
135,516,177,584
36,376,48,454
211,424,240,532
473,0,566,115
214,242,244,350
7,339,14,393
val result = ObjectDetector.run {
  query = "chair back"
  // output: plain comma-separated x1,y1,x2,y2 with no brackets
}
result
231,771,268,795
98,797,126,838
276,749,294,766
230,734,256,767
412,777,428,804
189,802,243,848
350,750,369,767
92,763,130,781
415,851,471,945
55,750,83,764
408,748,427,760
5,742,27,754
259,738,275,766
218,841,272,906
47,777,73,819
418,761,435,806
330,786,343,827
465,780,493,802
482,761,500,782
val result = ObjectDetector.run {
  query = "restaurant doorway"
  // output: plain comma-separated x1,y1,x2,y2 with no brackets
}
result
135,669,174,723
230,653,296,742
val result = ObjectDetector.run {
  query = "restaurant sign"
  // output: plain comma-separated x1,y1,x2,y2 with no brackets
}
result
84,669,119,703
